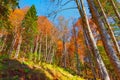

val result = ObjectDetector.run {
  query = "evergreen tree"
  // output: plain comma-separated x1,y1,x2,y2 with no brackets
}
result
22,5,38,53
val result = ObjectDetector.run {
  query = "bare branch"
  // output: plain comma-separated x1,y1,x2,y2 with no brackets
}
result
61,0,75,6
48,7,77,17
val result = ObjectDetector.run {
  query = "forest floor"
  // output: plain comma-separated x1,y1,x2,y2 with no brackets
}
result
0,54,84,80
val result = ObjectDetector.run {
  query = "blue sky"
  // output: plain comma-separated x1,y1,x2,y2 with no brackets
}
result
19,0,120,36
19,0,120,21
19,0,90,20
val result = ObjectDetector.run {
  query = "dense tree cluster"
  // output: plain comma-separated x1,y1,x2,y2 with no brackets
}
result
0,0,120,79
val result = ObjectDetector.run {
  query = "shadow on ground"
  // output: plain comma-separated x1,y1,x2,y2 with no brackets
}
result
0,58,49,80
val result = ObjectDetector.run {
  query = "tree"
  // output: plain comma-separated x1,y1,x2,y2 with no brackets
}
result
9,9,25,58
22,5,38,54
0,0,19,19
0,0,19,53
109,0,120,21
72,26,81,75
37,16,58,63
57,16,70,68
87,0,120,78
75,0,110,79
96,0,120,54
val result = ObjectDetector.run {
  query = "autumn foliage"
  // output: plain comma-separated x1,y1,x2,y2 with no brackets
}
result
1,0,120,79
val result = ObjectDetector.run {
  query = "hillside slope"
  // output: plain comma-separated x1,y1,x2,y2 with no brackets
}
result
0,55,84,80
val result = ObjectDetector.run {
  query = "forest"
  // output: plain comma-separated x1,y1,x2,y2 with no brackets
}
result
0,0,120,80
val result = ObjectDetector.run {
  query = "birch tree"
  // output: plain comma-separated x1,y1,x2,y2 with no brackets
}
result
87,0,120,78
75,0,110,79
109,0,120,21
96,0,120,54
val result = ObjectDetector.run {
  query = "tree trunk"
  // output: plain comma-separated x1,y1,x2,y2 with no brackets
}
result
62,39,67,68
109,0,120,21
75,0,110,79
8,34,17,54
64,41,67,68
84,30,97,79
0,35,7,52
73,26,81,75
30,46,33,53
8,26,19,54
47,40,52,63
38,33,43,61
38,44,42,61
50,47,55,64
14,36,22,58
87,0,120,78
45,33,48,62
33,35,39,53
84,28,101,79
97,0,120,54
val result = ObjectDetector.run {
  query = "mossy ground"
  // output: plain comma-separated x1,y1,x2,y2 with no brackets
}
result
0,54,84,80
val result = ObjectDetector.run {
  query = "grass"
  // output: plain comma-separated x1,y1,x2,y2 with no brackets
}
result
0,54,84,80
21,59,84,80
